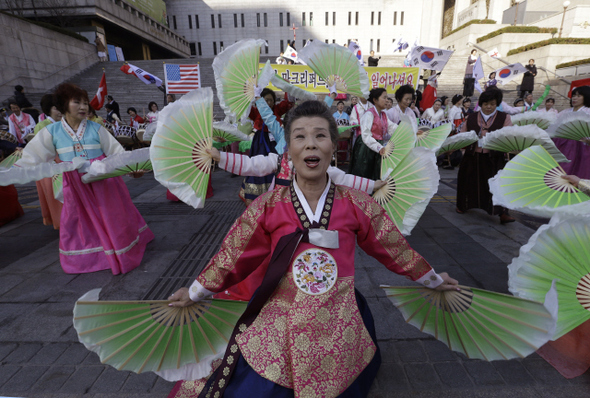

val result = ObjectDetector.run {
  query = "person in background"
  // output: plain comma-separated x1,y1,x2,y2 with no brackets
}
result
422,99,445,123
14,85,33,109
106,95,120,119
127,107,144,128
146,101,160,123
463,49,477,97
166,94,176,105
523,92,534,111
447,94,464,128
275,52,287,64
409,100,421,118
440,96,450,118
31,94,63,229
462,98,473,118
350,88,398,180
345,96,358,115
537,98,558,115
513,98,524,108
95,36,108,62
485,72,497,89
385,97,394,110
349,96,373,145
368,50,381,67
87,106,104,125
385,85,417,130
456,87,515,224
0,107,9,128
105,103,121,125
521,59,537,98
333,100,350,125
8,101,36,146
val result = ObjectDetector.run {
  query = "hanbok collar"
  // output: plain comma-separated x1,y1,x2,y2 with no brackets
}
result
61,117,87,141
480,109,497,122
47,116,56,124
291,176,335,229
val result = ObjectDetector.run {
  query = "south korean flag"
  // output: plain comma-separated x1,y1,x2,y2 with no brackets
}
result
409,45,454,72
491,63,528,85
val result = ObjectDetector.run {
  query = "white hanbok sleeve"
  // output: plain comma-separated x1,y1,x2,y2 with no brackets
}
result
501,102,524,115
14,127,57,167
218,152,279,177
360,111,383,153
328,166,375,193
98,126,125,157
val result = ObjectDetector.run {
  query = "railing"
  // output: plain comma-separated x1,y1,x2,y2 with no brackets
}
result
0,52,97,92
556,64,590,78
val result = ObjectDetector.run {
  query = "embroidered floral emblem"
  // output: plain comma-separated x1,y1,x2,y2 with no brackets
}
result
292,248,337,295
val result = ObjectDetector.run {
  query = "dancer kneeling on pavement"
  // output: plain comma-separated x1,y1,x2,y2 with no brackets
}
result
456,87,515,224
168,100,459,398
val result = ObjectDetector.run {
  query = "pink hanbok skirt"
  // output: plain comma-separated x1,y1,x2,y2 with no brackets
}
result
59,156,154,274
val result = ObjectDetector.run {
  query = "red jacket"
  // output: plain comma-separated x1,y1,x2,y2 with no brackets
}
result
248,94,293,132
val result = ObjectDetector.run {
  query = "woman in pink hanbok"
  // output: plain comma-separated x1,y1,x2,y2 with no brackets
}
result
15,83,154,274
167,101,458,398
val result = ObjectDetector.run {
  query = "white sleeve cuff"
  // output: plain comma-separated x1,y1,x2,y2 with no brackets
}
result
188,280,215,302
219,151,228,169
415,269,444,289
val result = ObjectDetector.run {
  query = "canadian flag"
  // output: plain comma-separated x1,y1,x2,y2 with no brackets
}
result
90,72,107,110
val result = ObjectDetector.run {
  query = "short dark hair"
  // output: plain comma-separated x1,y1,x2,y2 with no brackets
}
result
54,83,89,114
106,95,113,100
513,98,524,106
8,101,19,108
105,104,113,111
14,85,23,92
489,72,496,79
260,88,276,103
394,85,414,102
451,94,463,105
284,100,338,148
463,97,471,104
479,87,503,107
127,107,137,114
40,94,56,115
529,59,535,63
545,98,555,104
337,100,344,106
471,49,477,54
572,86,590,107
368,88,387,104
148,101,158,111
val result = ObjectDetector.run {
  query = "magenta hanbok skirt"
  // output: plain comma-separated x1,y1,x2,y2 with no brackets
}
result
554,138,590,179
59,156,154,274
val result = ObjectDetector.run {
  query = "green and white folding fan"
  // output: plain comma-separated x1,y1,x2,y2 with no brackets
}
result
510,111,556,130
52,173,63,202
213,40,274,122
380,115,417,177
270,74,317,101
373,147,439,235
82,148,152,184
73,289,247,382
509,213,590,339
212,121,250,143
382,283,557,361
0,148,23,169
298,41,370,98
547,111,590,141
481,124,569,163
151,88,214,209
489,146,590,218
415,121,452,152
435,131,478,156
338,125,359,134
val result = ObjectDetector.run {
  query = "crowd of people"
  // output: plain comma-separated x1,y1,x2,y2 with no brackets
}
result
1,44,589,397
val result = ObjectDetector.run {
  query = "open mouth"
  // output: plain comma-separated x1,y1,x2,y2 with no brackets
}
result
304,155,321,168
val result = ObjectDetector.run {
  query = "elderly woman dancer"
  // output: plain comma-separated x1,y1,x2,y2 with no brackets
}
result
456,88,514,223
14,83,154,274
168,100,458,398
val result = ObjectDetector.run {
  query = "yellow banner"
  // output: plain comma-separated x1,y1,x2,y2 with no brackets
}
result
262,64,420,94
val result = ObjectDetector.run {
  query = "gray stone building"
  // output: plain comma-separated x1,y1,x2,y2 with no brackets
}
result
164,0,445,58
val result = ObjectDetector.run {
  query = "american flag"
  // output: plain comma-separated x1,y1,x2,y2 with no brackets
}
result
164,64,200,94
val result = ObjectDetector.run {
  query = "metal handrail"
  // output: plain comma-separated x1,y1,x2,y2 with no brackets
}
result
0,52,97,90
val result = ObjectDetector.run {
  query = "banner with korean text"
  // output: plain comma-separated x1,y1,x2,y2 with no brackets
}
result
261,64,419,95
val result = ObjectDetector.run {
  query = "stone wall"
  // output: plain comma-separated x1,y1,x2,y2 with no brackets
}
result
0,13,98,100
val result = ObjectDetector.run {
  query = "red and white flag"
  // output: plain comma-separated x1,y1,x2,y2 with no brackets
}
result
89,72,107,110
164,64,200,94
492,63,527,85
120,63,163,86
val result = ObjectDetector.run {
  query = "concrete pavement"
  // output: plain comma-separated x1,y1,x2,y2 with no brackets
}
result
0,167,589,398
